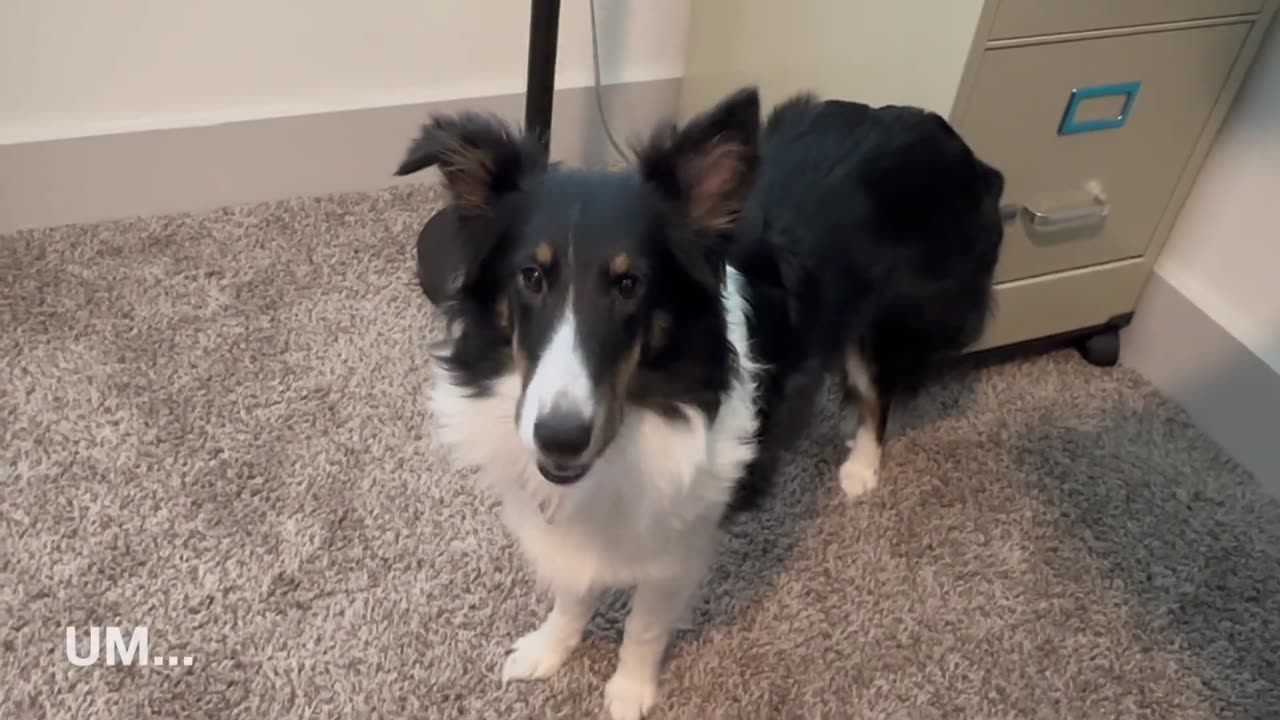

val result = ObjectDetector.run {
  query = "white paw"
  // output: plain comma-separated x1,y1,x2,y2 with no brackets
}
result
604,670,658,720
500,626,578,684
838,454,880,498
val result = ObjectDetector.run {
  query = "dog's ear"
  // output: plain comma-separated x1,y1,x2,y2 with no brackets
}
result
397,113,544,308
414,205,505,307
394,112,546,215
635,87,760,291
636,87,761,235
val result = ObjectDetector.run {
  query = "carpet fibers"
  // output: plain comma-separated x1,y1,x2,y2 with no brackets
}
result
4,184,1280,719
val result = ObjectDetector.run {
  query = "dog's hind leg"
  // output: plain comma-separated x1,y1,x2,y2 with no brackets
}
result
838,348,888,498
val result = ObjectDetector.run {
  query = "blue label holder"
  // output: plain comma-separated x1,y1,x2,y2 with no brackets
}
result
1058,81,1141,135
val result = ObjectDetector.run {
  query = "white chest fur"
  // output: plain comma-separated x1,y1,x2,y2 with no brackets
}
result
428,269,762,595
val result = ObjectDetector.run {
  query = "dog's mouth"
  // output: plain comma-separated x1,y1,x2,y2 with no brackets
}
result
536,460,591,485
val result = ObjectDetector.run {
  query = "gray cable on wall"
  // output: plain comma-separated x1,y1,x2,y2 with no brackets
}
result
589,0,629,162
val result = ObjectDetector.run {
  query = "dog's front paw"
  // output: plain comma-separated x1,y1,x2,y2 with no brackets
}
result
500,626,578,684
604,670,658,720
838,452,880,498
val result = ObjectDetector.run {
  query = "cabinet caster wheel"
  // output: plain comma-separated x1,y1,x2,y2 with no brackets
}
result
1077,328,1120,367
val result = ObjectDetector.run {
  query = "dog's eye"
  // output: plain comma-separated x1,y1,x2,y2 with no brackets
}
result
519,266,545,295
614,273,641,300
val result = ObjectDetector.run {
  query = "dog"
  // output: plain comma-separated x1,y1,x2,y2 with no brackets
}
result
395,86,1004,719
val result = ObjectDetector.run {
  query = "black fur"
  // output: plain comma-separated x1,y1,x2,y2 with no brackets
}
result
727,94,1005,511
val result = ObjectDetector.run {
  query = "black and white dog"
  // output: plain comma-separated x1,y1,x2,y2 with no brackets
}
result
396,87,1004,719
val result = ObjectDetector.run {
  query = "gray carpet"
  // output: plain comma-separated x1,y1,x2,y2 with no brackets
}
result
4,183,1280,720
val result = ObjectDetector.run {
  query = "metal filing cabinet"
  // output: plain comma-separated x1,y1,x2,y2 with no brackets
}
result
679,0,1279,358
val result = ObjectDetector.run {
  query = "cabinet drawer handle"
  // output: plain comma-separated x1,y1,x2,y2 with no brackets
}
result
1004,181,1110,231
1022,200,1110,230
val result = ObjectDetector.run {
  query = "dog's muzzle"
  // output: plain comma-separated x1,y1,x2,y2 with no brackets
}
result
533,407,594,484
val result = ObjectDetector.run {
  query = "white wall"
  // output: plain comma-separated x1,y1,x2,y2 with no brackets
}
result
1152,19,1280,372
0,0,691,144
681,0,985,122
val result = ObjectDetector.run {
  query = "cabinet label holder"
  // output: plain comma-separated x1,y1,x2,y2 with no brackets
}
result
1058,81,1141,135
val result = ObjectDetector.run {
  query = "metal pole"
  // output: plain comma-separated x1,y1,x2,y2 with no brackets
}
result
525,0,561,152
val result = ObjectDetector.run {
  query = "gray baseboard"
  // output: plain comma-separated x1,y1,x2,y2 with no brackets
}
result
1122,272,1280,495
0,78,680,233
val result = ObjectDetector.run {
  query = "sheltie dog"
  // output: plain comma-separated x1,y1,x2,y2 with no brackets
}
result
396,86,1004,719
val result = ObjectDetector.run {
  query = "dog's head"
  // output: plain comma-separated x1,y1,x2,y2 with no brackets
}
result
398,88,761,485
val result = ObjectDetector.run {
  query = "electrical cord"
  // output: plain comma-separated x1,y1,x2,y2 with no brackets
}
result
589,0,629,162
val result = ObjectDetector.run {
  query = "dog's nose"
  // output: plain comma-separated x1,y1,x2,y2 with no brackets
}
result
533,409,593,461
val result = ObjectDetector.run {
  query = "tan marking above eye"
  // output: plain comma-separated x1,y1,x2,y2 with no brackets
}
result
534,242,554,266
610,253,631,275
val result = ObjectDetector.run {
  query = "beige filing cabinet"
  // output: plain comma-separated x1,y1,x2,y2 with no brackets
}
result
680,0,1279,362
